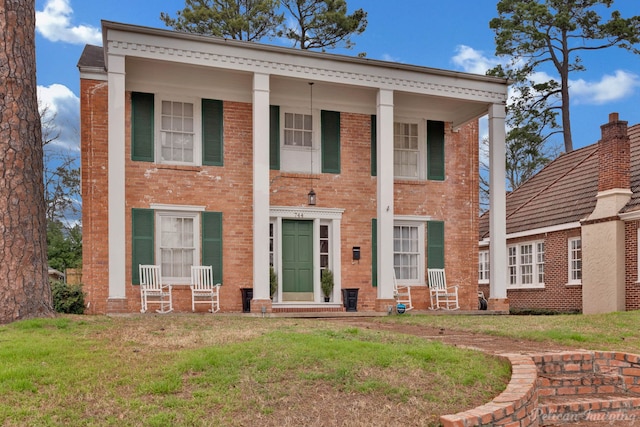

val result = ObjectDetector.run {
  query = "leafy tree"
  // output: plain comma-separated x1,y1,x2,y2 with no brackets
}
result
0,0,54,323
161,0,367,51
47,221,82,272
481,64,562,202
490,0,640,153
281,0,367,50
160,0,284,41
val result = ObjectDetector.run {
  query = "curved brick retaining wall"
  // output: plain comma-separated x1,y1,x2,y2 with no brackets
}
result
441,351,640,427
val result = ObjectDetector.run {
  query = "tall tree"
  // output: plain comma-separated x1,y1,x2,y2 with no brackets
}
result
160,0,284,41
281,0,367,50
490,0,640,153
0,0,53,323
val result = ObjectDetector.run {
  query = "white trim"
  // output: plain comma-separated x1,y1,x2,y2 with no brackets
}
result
150,203,205,212
103,22,508,105
393,118,424,180
270,206,344,220
393,219,426,286
506,240,545,289
567,237,582,286
478,250,490,284
155,94,202,166
155,210,201,285
479,222,582,245
269,207,343,304
80,70,107,81
394,214,432,222
638,228,640,282
619,210,640,221
508,284,545,290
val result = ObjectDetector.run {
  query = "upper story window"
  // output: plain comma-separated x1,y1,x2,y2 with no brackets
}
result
284,112,313,147
131,92,223,167
508,241,545,289
160,100,195,163
394,122,420,178
568,237,582,285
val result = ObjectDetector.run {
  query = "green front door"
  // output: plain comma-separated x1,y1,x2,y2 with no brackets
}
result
282,220,314,301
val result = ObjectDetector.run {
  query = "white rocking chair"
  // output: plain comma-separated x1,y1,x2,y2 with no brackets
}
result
139,265,173,313
393,270,413,311
427,268,459,310
190,266,220,313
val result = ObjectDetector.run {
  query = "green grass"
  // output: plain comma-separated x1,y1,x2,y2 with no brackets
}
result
0,315,509,426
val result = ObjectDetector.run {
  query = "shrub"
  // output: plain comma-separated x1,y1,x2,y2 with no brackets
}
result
51,280,85,314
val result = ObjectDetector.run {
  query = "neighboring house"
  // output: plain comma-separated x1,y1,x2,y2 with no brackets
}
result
78,21,509,314
479,113,640,314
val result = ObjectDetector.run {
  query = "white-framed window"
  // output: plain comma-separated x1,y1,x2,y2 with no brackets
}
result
320,224,330,278
537,242,545,284
280,108,320,173
156,96,201,165
156,211,200,284
478,250,490,283
568,237,582,285
507,241,545,288
394,120,424,179
393,221,425,284
284,111,313,147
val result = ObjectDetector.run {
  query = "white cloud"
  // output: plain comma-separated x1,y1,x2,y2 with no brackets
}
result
381,53,400,63
36,0,101,45
37,84,80,152
570,70,640,105
451,45,500,75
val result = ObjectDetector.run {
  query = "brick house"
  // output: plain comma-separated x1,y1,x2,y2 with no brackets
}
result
479,113,640,314
78,21,510,314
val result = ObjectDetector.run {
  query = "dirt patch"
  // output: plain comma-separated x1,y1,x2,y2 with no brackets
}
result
324,317,579,355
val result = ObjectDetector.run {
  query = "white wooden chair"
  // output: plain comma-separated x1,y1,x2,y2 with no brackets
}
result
427,268,459,310
139,265,173,313
393,269,413,311
190,266,220,313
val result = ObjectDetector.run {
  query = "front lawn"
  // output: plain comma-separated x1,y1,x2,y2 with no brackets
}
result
0,315,509,426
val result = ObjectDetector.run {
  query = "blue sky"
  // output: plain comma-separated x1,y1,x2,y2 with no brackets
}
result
35,0,640,155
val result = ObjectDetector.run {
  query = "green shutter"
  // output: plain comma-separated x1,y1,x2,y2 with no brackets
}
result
270,105,280,170
321,110,340,174
371,218,377,287
202,211,223,284
427,220,445,269
427,120,445,181
202,99,223,166
370,115,377,177
132,208,154,284
131,92,154,162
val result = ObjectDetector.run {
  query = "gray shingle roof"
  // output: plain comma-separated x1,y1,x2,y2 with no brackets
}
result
480,123,640,239
77,44,104,70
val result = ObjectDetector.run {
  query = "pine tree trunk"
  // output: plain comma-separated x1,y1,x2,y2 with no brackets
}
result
0,0,54,323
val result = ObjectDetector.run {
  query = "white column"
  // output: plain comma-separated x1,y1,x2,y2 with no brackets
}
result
108,54,126,300
488,103,507,300
252,73,271,300
376,89,395,300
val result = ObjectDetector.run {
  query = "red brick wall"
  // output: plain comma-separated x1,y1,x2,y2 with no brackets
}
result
598,113,630,192
80,79,109,314
626,221,640,311
81,80,480,313
480,229,583,313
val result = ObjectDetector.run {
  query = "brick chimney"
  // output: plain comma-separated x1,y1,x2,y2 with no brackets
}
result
598,112,630,192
